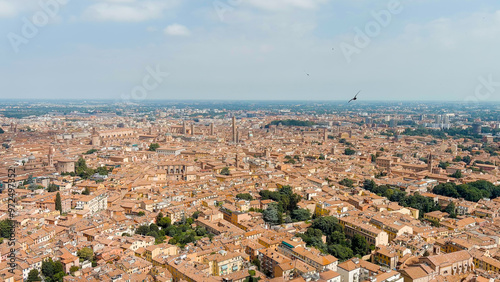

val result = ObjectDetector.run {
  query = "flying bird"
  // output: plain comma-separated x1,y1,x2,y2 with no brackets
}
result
348,90,361,103
304,71,310,77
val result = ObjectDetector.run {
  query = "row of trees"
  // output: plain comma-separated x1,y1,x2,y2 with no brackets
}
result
236,193,253,201
453,155,472,165
297,216,371,261
432,180,500,202
363,180,441,217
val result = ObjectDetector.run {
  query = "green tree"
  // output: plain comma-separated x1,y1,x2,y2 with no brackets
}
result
291,208,311,222
42,258,65,282
136,225,150,235
23,174,34,185
84,149,98,155
77,247,94,261
328,231,347,245
27,269,41,282
344,148,356,155
55,192,62,213
95,166,109,176
263,205,281,225
156,212,164,224
0,219,14,238
42,258,55,278
149,143,160,151
339,178,354,188
220,167,230,175
245,276,259,282
192,211,201,219
76,157,94,179
252,257,261,270
444,202,457,218
449,170,462,179
47,183,59,192
236,193,253,201
158,217,171,228
297,228,327,253
70,266,79,273
328,244,354,261
351,234,369,256
82,187,90,195
363,179,376,191
438,161,450,169
311,216,343,235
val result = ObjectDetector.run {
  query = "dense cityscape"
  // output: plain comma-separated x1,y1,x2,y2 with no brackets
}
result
0,100,499,282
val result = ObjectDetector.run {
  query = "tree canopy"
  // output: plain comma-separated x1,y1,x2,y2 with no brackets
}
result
432,180,500,202
149,143,160,151
236,193,253,201
297,216,371,261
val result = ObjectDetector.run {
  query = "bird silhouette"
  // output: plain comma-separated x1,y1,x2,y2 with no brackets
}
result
348,90,361,103
304,71,310,77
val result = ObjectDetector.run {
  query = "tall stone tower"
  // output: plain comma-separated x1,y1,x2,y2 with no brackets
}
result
232,116,237,143
91,128,101,147
428,152,433,172
323,128,328,143
182,121,187,135
191,123,195,136
210,123,214,135
48,145,54,167
265,148,270,158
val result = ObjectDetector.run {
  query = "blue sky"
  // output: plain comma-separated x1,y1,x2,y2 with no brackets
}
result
1,0,500,102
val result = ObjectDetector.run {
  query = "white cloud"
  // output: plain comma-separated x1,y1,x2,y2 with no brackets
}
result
164,24,191,36
0,1,17,18
244,0,329,11
82,0,178,22
0,0,40,18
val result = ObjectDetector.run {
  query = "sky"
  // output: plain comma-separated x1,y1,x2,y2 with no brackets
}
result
1,0,500,102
